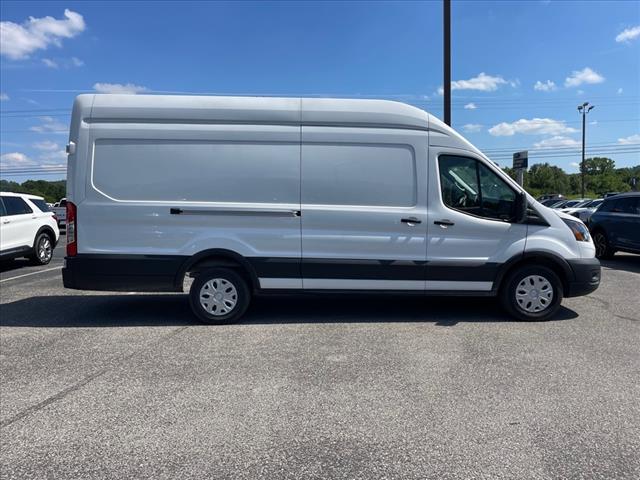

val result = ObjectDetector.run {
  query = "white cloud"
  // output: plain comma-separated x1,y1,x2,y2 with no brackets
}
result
42,58,58,68
0,152,37,168
437,72,510,94
489,118,577,137
41,57,83,69
30,116,68,134
570,162,580,169
462,123,483,133
0,9,86,60
617,88,623,95
463,102,477,110
32,140,60,151
577,89,585,96
93,82,148,94
534,80,557,92
618,134,640,145
0,92,8,101
533,136,580,149
615,25,640,43
564,67,605,88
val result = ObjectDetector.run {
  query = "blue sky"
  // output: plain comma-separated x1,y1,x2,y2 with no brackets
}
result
1,0,639,182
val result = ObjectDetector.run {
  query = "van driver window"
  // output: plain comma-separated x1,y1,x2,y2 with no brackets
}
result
439,155,517,221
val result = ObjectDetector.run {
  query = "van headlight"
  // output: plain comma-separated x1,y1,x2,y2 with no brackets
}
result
563,218,591,242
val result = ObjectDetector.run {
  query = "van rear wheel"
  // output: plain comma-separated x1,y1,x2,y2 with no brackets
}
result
500,265,563,321
188,268,250,324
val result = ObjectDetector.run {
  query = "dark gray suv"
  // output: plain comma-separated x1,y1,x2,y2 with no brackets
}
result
589,192,640,259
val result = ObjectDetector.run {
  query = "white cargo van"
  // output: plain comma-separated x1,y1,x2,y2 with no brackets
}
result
62,94,600,323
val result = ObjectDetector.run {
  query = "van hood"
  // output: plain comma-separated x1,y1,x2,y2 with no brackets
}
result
554,209,587,224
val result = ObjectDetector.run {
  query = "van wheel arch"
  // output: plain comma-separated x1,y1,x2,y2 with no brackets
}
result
495,253,572,296
175,249,259,292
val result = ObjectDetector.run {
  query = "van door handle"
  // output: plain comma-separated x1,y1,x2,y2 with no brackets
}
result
401,217,421,226
434,219,455,228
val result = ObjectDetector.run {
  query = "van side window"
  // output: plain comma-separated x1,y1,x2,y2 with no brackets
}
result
2,196,33,216
439,155,517,221
302,144,416,207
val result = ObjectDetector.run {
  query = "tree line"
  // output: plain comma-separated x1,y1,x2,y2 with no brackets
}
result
0,179,66,203
1,157,638,203
502,157,639,198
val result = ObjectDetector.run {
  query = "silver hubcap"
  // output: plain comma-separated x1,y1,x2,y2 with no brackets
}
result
38,238,52,261
199,278,238,316
516,275,554,313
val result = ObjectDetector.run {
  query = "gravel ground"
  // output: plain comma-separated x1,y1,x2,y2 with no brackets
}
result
1,242,639,479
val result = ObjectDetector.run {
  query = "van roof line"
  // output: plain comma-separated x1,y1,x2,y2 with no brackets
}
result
74,93,481,154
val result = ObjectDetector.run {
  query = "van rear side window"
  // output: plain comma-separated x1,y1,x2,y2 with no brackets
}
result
302,144,416,207
92,140,300,204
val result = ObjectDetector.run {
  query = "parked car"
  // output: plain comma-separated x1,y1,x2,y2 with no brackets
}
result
540,197,564,206
558,199,590,211
589,193,640,259
62,94,601,323
538,194,564,204
52,198,67,231
567,199,603,222
550,200,569,209
0,192,60,264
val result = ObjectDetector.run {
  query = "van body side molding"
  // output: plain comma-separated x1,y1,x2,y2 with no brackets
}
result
63,253,502,293
170,208,301,217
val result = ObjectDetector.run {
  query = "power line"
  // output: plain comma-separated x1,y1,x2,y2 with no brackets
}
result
482,142,640,153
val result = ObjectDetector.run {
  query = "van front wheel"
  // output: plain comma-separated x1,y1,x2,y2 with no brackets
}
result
500,266,563,321
188,268,250,324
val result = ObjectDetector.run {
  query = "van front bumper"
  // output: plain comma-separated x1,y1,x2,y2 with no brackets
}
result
565,258,601,297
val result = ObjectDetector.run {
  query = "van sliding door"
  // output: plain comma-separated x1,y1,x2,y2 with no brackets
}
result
300,127,428,290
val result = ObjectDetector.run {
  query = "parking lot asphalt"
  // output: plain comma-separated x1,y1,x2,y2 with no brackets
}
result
0,240,639,479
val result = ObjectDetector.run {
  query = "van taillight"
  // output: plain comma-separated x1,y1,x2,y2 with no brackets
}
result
66,201,77,257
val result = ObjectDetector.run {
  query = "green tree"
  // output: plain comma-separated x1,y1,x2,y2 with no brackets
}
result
0,179,66,203
526,163,569,195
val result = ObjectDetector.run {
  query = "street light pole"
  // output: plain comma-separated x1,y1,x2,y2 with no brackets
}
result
443,0,451,126
578,102,594,198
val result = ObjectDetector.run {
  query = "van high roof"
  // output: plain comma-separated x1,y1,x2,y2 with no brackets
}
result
73,94,483,156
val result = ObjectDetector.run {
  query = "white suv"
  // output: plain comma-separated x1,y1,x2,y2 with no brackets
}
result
0,192,60,265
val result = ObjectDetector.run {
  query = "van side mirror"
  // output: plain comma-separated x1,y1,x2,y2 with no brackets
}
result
514,191,527,223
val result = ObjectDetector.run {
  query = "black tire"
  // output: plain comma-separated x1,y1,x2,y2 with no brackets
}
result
188,268,250,325
29,232,54,265
593,230,615,259
500,265,563,321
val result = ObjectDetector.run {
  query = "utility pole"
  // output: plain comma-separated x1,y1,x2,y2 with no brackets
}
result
443,0,451,126
578,102,594,198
